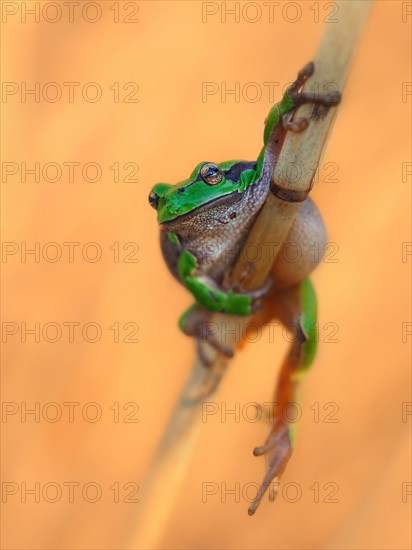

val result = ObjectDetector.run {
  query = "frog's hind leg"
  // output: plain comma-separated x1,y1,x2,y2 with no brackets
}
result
248,278,318,515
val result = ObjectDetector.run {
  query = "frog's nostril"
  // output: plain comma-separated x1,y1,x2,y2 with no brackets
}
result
148,191,160,210
178,187,185,194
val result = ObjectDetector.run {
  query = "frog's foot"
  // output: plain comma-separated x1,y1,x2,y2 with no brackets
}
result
247,280,318,514
284,62,341,133
179,304,235,366
248,422,293,516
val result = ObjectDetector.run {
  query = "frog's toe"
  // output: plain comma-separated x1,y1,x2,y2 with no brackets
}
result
282,110,309,133
196,337,234,368
197,329,235,366
320,90,341,105
288,61,314,96
292,90,341,108
196,337,214,367
248,274,274,313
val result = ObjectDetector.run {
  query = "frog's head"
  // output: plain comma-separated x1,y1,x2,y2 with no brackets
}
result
148,160,258,224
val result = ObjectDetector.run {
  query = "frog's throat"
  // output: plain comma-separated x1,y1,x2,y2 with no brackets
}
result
159,189,244,227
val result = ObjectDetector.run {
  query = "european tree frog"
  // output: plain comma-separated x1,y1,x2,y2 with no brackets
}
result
149,62,340,514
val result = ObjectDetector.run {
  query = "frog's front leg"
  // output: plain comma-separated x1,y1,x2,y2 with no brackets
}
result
248,278,318,515
178,249,267,316
264,61,341,143
177,249,271,365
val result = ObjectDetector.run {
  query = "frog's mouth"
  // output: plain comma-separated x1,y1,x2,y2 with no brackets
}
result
160,189,244,228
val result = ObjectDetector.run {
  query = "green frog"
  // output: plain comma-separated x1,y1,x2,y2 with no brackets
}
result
149,62,340,514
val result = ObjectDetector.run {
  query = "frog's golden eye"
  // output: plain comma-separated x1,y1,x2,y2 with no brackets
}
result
200,163,223,185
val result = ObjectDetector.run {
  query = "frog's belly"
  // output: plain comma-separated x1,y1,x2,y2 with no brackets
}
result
185,227,249,282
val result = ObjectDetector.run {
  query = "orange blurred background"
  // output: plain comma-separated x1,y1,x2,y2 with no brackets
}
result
2,1,411,548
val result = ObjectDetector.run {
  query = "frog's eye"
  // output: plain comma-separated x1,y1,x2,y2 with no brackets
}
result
148,191,159,210
200,163,223,185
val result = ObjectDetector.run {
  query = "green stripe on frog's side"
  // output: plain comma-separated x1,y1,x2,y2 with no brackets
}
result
252,89,295,172
288,424,297,449
166,232,180,246
263,91,294,145
298,278,318,372
177,249,252,315
287,278,318,449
